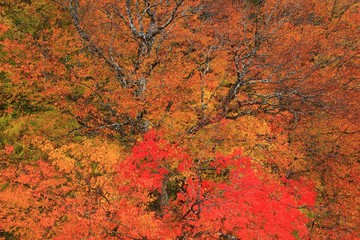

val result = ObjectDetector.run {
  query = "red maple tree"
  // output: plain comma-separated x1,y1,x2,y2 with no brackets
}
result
114,130,316,239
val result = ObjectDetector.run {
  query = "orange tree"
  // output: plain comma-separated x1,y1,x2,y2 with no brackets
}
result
61,0,354,133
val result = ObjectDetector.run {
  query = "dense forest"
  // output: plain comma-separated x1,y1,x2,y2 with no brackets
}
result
0,0,359,239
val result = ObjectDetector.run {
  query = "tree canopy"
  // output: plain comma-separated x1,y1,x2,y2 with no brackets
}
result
0,0,359,239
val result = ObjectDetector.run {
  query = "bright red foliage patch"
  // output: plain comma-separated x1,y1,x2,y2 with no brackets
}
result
115,130,316,239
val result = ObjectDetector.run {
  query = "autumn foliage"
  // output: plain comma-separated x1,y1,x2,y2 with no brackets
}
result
0,0,359,239
0,131,315,239
114,131,316,239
